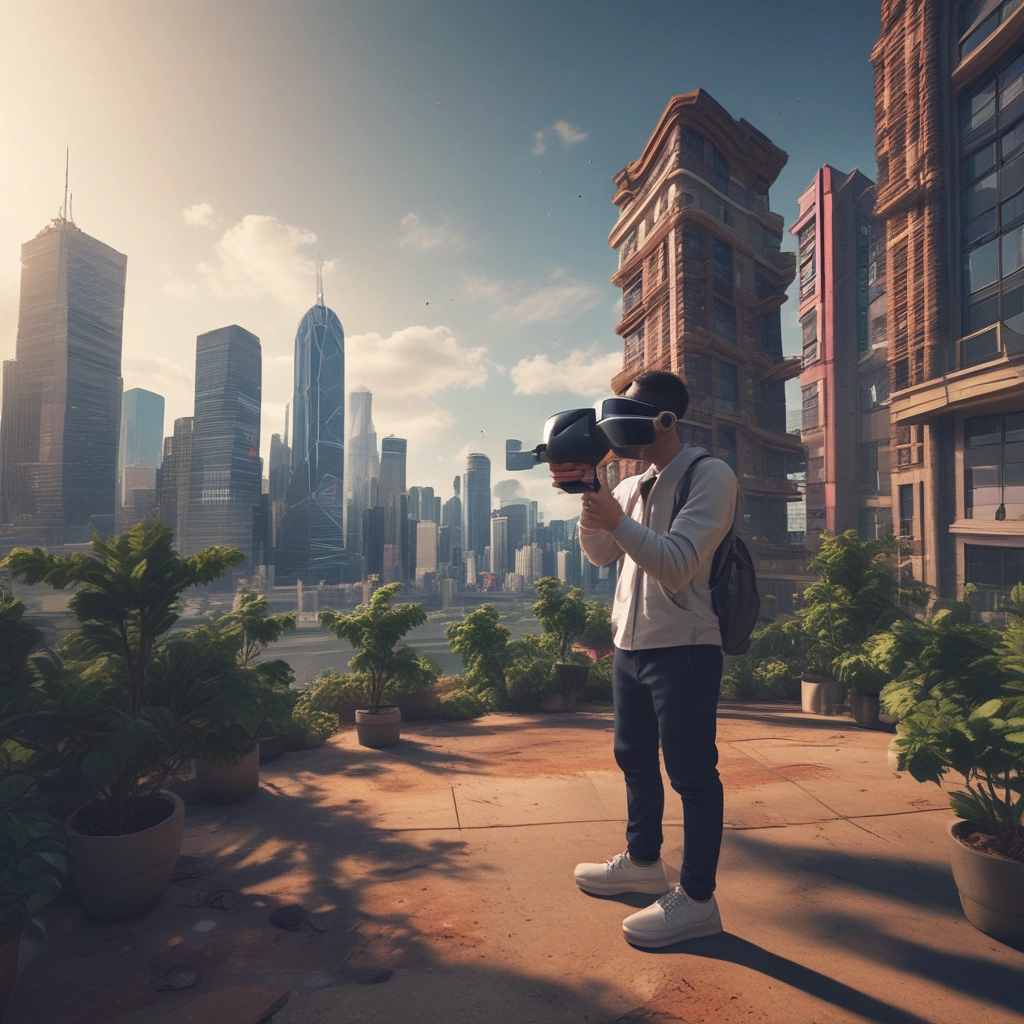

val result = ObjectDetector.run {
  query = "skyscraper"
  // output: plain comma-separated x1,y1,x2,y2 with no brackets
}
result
117,388,165,529
158,416,192,546
490,515,508,580
346,387,379,553
464,453,491,562
186,326,262,571
499,500,529,573
378,436,407,509
606,89,805,612
0,215,126,539
276,293,346,583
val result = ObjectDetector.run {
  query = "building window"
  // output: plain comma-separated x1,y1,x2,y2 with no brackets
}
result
713,297,737,343
624,325,645,370
717,426,738,473
801,382,819,431
713,146,730,191
712,239,733,297
898,483,914,537
801,310,819,366
965,411,1024,519
682,226,703,260
960,45,1024,365
959,2,1024,64
757,380,787,433
859,442,881,493
755,272,781,302
623,276,642,315
860,373,890,409
619,229,638,268
680,423,712,448
765,499,788,544
760,308,783,360
763,449,785,479
857,222,871,353
799,220,816,298
682,127,705,156
714,360,740,415
965,544,1024,606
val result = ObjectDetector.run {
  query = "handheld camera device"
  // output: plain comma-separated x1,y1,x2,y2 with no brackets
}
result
506,398,678,493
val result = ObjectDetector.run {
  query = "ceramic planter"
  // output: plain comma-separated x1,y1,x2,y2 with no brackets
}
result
800,674,842,715
66,790,184,922
355,706,401,748
850,693,881,729
0,933,20,1024
948,820,1024,942
194,746,260,804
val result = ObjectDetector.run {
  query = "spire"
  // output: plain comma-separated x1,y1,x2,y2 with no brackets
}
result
316,256,324,307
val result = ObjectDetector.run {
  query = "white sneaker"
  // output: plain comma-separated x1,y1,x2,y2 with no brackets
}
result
574,850,670,896
622,885,722,947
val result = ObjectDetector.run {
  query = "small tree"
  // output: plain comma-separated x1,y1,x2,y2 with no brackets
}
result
531,576,589,663
223,588,296,668
445,605,511,696
579,601,613,652
318,583,427,710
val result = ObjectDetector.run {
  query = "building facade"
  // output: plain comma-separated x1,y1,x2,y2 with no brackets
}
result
186,325,262,572
0,217,126,541
606,90,806,611
464,453,491,564
276,300,347,583
117,387,164,529
345,387,379,553
158,415,192,546
872,0,1024,606
793,166,892,547
378,436,407,510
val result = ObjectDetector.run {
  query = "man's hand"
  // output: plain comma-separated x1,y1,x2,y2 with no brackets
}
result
580,482,622,533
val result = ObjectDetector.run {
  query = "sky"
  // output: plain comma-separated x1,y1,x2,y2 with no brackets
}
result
0,0,880,519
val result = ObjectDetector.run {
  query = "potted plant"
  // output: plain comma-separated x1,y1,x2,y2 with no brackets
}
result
318,583,427,748
1,524,248,921
187,590,296,802
531,577,590,710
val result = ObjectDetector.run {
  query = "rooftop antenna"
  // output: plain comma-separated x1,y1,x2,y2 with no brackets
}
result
316,255,324,307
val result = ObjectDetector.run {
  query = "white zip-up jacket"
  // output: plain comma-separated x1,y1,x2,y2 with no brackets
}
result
579,445,738,651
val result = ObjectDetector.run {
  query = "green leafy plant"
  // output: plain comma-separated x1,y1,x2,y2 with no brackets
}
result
504,633,557,711
579,601,613,652
531,576,589,664
283,690,339,750
220,588,296,668
584,655,614,702
436,688,491,721
318,583,427,711
722,658,794,701
0,524,251,835
445,605,511,698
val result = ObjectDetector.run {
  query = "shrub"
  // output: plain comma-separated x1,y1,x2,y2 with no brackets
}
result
436,689,491,721
445,605,511,698
585,656,614,702
722,658,795,701
303,673,366,721
283,690,339,750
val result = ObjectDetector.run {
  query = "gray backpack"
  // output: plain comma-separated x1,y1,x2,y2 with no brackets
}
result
670,454,759,655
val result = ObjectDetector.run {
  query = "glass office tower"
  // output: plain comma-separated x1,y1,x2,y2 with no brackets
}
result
464,452,491,562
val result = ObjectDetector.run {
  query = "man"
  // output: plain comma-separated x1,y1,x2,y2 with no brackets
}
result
553,369,737,948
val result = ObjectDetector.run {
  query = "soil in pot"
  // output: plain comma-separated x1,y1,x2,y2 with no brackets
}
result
355,706,401,748
67,790,184,922
194,746,260,804
948,820,1024,942
0,933,20,1024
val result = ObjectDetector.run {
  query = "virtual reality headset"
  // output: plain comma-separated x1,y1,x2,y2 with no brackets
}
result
505,397,678,492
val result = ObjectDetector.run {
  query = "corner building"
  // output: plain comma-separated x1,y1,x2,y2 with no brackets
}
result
606,90,806,612
873,0,1024,606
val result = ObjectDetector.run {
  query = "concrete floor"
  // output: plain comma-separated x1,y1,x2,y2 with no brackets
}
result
9,703,1024,1024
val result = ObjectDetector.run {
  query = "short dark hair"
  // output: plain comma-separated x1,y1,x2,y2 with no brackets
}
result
628,370,689,419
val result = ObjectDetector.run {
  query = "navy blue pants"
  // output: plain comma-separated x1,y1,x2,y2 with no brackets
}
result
612,644,724,901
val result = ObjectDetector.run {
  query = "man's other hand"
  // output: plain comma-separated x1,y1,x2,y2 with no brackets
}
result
549,462,596,489
580,482,622,533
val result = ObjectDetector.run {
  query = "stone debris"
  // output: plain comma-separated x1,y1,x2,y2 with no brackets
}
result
150,965,198,991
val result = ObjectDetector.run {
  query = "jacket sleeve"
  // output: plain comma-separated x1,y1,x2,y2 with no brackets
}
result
609,461,736,592
578,479,633,568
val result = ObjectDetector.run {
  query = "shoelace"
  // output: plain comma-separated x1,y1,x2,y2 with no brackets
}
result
604,851,631,876
657,886,689,916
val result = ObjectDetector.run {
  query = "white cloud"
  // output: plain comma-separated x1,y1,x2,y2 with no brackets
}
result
397,212,467,251
532,131,547,156
511,347,622,397
347,325,488,441
464,268,598,326
166,214,334,309
552,120,587,146
182,202,215,227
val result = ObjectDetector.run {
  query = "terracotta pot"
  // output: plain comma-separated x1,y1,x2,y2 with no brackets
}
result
801,674,842,715
540,692,569,712
194,746,260,804
393,687,439,720
0,933,20,1024
260,735,285,763
948,820,1024,942
66,790,184,922
355,706,401,748
850,693,881,729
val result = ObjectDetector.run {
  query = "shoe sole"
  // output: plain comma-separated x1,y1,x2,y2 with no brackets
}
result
576,878,671,896
622,917,723,948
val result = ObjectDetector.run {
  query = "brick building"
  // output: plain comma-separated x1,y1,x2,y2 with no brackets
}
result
606,90,807,613
793,166,892,548
873,0,1024,606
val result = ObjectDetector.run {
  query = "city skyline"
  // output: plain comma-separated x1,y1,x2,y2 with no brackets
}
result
0,1,880,519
